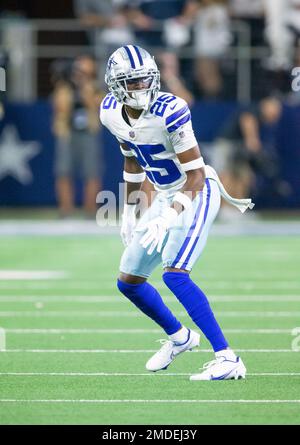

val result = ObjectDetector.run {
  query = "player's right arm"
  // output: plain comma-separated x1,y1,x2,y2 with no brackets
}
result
121,144,146,246
123,151,145,203
99,96,146,245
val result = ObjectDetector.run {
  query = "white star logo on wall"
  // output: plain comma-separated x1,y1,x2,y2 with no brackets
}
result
0,126,41,185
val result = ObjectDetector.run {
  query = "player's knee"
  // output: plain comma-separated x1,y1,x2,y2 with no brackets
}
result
118,272,146,285
117,275,147,304
162,269,190,290
164,267,189,274
117,273,147,297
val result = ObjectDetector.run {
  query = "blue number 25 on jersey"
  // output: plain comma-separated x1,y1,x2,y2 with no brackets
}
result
125,141,182,186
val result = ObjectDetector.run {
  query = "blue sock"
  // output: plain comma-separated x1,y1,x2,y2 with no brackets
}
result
163,272,228,352
117,279,182,335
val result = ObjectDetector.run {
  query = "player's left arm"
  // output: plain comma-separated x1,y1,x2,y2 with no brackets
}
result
167,99,206,215
140,99,204,254
140,145,206,255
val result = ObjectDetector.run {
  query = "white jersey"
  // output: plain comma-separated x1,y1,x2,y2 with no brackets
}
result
100,91,198,193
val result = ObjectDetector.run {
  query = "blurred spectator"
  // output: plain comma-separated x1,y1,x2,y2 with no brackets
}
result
229,0,264,46
230,0,263,16
124,0,194,88
125,0,193,47
263,0,290,73
0,101,4,121
289,0,300,72
264,0,290,71
0,51,7,121
211,96,289,218
52,55,104,218
159,52,194,105
262,0,300,94
264,0,300,70
73,0,134,58
192,0,231,99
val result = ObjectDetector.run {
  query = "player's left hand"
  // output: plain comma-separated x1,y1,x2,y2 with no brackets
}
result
139,207,178,255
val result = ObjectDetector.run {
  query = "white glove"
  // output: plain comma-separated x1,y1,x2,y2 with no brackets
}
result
121,204,136,247
139,207,178,255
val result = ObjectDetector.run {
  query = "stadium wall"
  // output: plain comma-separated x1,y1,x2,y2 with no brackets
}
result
0,100,299,208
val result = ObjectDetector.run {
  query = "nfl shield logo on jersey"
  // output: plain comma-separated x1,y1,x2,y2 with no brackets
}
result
129,130,136,139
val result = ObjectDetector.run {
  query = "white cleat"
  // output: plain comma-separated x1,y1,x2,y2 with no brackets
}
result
190,356,247,381
146,329,200,372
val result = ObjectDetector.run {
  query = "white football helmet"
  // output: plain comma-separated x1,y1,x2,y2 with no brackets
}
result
105,45,160,111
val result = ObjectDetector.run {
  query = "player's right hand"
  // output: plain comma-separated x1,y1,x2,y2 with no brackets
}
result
121,204,137,247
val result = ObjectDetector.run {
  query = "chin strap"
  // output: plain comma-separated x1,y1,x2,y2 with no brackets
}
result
205,165,255,213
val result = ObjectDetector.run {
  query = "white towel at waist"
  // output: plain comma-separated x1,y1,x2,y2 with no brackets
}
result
205,164,255,213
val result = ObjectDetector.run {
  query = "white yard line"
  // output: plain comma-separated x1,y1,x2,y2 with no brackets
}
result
0,281,299,290
1,348,297,353
0,399,299,404
4,328,293,334
0,295,300,302
1,218,300,236
0,271,67,280
0,372,299,377
0,311,299,317
153,282,300,290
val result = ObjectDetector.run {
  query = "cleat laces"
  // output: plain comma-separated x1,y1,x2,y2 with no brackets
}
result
156,339,174,348
200,357,224,371
155,339,175,356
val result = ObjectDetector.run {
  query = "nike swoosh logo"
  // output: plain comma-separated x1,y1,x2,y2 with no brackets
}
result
169,103,177,110
211,367,238,380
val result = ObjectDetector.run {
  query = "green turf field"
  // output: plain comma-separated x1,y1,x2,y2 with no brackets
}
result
0,234,299,425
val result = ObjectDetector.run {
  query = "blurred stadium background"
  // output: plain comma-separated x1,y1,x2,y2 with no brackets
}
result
0,0,300,425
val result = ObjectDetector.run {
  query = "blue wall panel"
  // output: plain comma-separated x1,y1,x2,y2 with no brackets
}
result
0,100,299,208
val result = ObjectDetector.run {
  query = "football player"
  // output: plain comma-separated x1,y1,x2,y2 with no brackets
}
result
100,45,254,380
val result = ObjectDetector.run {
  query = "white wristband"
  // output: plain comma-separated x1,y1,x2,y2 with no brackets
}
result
173,192,192,210
123,171,146,183
181,157,205,172
120,146,135,157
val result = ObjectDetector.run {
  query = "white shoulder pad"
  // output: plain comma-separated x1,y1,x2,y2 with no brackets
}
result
157,95,197,154
164,97,191,135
